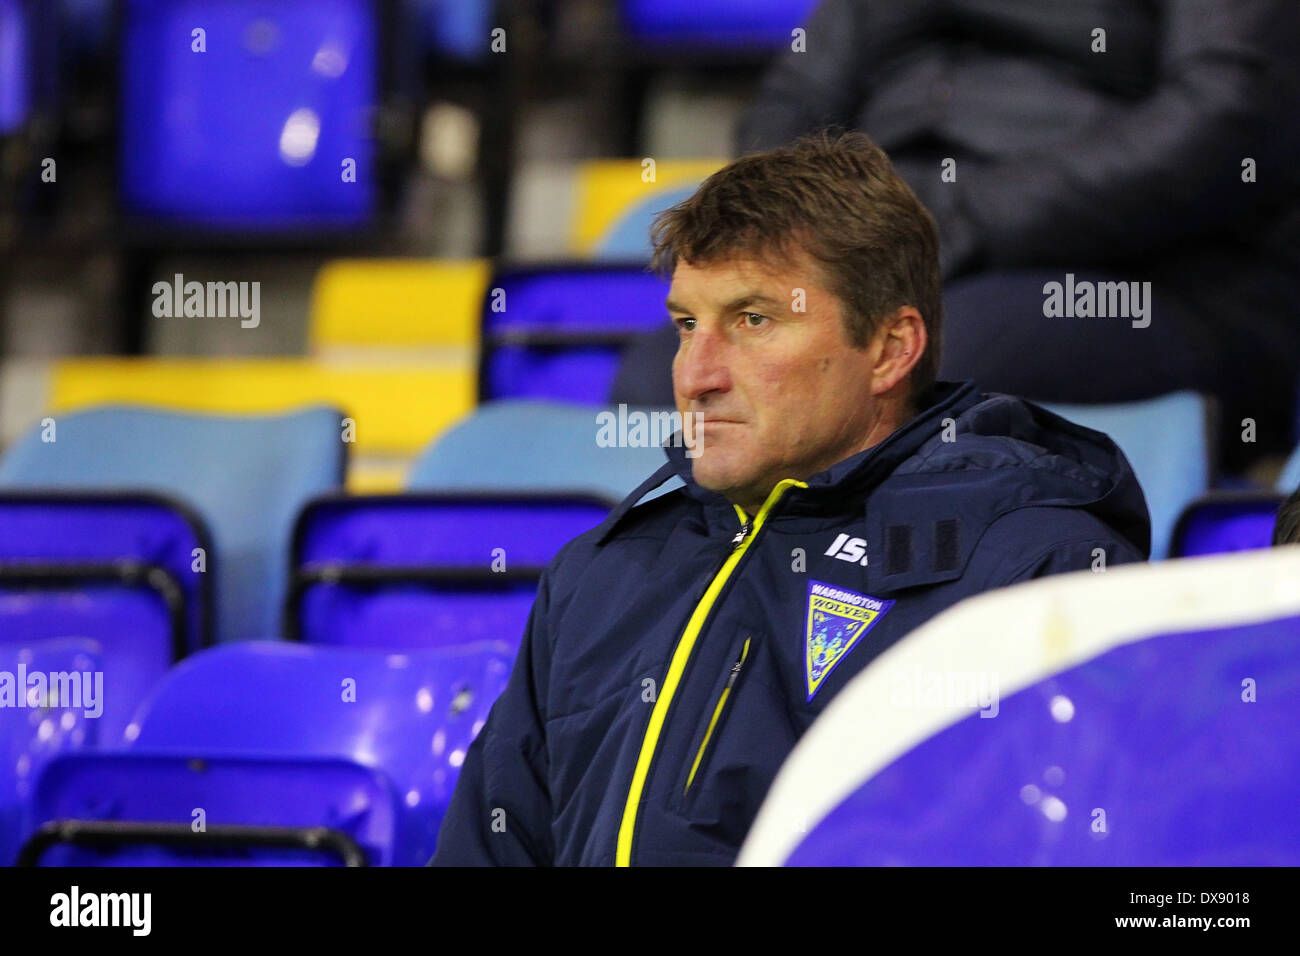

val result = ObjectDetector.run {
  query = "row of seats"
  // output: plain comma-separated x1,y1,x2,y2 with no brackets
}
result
27,259,678,491
0,396,1291,864
0,401,664,864
8,0,775,232
3,640,511,866
0,393,1239,650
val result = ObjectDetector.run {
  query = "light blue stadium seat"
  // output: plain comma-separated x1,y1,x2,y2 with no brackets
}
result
740,547,1300,866
1276,442,1300,494
0,405,346,643
119,0,379,228
409,400,681,503
594,184,697,259
1040,392,1212,560
20,641,511,866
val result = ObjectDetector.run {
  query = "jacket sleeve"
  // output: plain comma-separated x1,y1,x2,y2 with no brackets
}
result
734,0,1300,278
940,0,1300,275
428,567,558,866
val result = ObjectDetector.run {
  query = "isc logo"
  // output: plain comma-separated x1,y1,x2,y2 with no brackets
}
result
824,533,868,566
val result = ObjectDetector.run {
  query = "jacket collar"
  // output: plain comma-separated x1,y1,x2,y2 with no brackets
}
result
595,381,983,543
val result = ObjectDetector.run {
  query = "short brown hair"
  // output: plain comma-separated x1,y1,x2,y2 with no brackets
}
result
649,129,943,394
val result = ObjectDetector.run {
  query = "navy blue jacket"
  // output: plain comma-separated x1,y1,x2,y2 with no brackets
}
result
430,382,1150,866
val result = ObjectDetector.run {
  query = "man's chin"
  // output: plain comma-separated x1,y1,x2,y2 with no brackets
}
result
690,459,763,502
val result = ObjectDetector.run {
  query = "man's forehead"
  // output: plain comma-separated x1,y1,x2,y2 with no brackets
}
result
667,253,825,307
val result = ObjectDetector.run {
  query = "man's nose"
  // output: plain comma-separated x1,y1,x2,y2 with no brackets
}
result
673,326,732,403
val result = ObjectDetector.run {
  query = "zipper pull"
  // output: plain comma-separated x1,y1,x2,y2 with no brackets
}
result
684,638,752,796
731,522,751,548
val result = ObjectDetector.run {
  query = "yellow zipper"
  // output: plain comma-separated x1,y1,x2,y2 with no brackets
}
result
615,477,806,866
684,636,751,794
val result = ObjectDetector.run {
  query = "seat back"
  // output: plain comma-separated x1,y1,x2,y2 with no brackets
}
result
289,493,611,649
125,641,513,865
0,638,102,865
1170,492,1283,557
0,0,32,135
0,492,212,649
571,158,722,257
1041,392,1212,559
0,577,179,744
119,0,379,228
309,258,488,355
1276,441,1300,495
618,0,818,47
24,753,397,866
591,185,698,260
411,0,494,61
740,548,1300,866
479,262,669,402
409,400,677,502
0,405,346,643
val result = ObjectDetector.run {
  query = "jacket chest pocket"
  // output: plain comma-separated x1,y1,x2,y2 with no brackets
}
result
668,630,801,842
682,634,753,798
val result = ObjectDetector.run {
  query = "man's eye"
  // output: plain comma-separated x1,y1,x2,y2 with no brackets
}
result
675,316,696,332
743,312,768,328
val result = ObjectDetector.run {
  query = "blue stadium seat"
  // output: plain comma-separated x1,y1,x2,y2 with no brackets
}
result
0,494,209,741
23,754,396,866
289,493,612,649
119,0,378,228
0,405,347,644
1041,392,1212,560
0,579,178,745
619,0,816,48
0,493,213,650
0,639,102,865
1170,492,1283,557
739,547,1300,866
31,641,512,866
409,0,493,61
0,0,35,136
480,262,670,402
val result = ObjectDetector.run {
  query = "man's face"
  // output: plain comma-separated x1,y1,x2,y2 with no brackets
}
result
669,252,885,511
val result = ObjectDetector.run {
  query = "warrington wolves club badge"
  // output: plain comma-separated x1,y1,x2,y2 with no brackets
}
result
805,580,893,700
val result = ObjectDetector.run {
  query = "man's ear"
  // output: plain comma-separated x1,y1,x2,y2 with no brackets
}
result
870,306,927,397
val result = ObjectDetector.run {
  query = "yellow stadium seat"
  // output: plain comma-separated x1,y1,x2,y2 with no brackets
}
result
308,258,489,351
346,458,411,493
572,158,724,256
49,358,475,458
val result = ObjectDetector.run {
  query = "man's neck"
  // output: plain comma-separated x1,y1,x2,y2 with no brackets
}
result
733,398,917,518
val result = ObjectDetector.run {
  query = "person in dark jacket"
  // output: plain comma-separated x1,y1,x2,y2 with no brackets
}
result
431,131,1149,867
613,0,1300,470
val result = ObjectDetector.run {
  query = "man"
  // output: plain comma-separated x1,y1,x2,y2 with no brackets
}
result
431,131,1149,867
